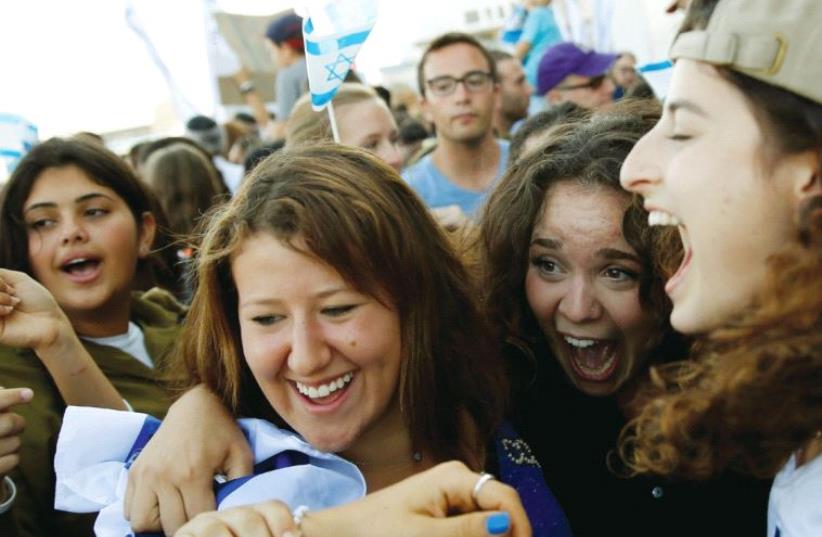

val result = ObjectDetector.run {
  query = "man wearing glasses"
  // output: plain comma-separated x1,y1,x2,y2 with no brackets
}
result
536,42,617,110
403,33,508,219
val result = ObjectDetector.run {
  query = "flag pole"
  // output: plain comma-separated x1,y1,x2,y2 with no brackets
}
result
327,100,341,142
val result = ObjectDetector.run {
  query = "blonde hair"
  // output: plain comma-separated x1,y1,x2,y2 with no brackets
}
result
285,83,383,146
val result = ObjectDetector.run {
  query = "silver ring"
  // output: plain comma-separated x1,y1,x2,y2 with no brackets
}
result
471,472,495,504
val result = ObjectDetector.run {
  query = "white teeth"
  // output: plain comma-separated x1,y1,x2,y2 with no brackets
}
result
65,258,89,266
564,336,596,349
648,210,683,227
296,372,354,400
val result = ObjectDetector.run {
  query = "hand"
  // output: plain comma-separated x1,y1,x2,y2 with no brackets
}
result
174,461,531,537
0,387,32,486
0,268,69,352
174,500,297,537
125,385,253,536
306,461,531,537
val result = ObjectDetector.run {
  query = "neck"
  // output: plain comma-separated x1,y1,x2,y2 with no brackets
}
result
431,133,501,191
340,398,432,491
69,293,132,338
493,114,512,139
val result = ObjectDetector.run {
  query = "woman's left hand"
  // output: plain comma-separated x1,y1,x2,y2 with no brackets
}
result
174,461,531,537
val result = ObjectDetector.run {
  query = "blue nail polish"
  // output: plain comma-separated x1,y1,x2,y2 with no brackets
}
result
486,512,510,535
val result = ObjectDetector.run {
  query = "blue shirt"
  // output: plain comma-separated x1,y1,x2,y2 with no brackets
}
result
520,6,563,88
403,140,510,217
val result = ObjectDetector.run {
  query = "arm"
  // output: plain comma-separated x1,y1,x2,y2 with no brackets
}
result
174,461,532,537
125,384,253,535
0,269,125,410
232,68,271,131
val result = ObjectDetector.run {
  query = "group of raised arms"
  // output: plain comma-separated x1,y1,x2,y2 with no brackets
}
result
0,1,820,536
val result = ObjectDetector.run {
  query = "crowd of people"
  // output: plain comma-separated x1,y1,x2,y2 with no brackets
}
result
0,0,820,536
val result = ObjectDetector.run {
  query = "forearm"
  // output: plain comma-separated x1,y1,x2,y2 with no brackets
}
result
514,41,531,60
35,330,126,410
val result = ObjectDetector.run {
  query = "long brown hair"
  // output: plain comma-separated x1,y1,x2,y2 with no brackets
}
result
177,143,506,466
619,0,822,479
479,100,679,363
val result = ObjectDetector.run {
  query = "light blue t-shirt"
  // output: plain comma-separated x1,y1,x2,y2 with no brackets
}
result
402,140,509,217
520,6,563,88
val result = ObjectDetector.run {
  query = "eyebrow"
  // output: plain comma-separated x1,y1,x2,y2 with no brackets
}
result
666,99,708,118
530,237,562,249
596,248,642,264
239,287,352,309
24,192,115,214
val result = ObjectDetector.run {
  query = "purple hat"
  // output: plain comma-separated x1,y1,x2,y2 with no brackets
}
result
265,13,304,48
536,42,617,95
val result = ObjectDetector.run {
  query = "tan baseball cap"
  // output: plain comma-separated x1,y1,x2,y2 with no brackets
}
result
669,0,822,104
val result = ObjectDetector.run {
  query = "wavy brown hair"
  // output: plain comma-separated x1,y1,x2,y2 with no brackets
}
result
479,99,681,368
176,143,506,467
619,0,822,479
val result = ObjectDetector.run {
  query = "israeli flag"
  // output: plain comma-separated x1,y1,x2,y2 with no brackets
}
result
301,0,378,111
0,114,38,179
54,407,366,537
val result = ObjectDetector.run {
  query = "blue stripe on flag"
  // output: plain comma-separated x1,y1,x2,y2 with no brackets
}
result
311,87,339,108
0,149,23,159
639,60,673,73
305,29,370,56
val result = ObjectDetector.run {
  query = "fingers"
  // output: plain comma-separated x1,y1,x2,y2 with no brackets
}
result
417,511,519,537
0,388,33,411
423,462,532,537
126,478,162,533
158,485,190,537
224,442,254,480
0,452,20,476
179,477,219,526
175,501,296,537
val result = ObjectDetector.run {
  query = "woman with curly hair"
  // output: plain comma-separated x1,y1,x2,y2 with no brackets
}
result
616,1,822,535
478,98,768,536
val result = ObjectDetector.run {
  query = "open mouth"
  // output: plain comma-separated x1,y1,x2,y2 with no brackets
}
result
561,335,621,382
60,257,102,282
293,372,354,406
648,210,692,295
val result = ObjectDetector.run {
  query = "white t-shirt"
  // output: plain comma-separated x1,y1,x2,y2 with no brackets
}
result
767,452,822,537
81,322,153,369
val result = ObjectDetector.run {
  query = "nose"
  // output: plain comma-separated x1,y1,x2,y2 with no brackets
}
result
380,141,403,172
60,216,89,245
557,276,602,323
287,316,332,377
620,130,661,195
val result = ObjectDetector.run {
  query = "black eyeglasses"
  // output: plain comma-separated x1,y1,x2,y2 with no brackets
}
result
556,74,607,91
426,71,494,96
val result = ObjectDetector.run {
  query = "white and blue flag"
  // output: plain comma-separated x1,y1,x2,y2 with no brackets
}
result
0,114,38,178
300,0,378,111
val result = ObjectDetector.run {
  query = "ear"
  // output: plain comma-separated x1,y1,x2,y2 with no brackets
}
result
789,150,822,207
137,211,157,259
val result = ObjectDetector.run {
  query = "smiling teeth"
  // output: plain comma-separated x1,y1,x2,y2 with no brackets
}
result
648,210,683,227
564,336,596,348
296,373,354,400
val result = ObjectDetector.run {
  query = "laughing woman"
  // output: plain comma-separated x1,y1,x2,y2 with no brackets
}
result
617,1,822,535
479,99,769,536
126,144,568,537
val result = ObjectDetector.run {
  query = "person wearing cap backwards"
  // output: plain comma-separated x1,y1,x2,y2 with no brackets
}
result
536,42,617,110
264,12,309,141
152,1,822,536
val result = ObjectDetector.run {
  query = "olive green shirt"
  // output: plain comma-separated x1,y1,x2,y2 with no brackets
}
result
0,289,184,537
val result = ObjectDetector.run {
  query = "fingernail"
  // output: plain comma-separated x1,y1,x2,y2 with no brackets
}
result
486,512,510,535
20,388,33,401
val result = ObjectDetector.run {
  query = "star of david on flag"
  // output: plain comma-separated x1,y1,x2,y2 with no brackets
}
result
300,0,378,111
